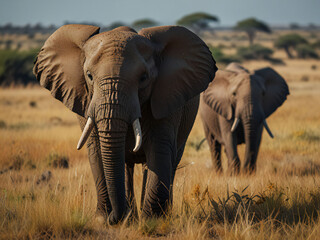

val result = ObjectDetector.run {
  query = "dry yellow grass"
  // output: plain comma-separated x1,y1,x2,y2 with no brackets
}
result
1,44,320,239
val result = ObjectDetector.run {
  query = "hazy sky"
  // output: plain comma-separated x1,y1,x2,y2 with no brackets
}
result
1,0,320,27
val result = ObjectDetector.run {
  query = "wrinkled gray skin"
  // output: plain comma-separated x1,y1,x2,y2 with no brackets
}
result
200,63,289,174
33,24,217,224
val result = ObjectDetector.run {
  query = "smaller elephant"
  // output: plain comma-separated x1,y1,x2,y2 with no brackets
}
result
199,63,289,174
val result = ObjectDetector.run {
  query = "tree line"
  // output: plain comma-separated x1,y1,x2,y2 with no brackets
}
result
0,13,319,86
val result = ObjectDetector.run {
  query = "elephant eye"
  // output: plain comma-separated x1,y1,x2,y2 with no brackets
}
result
140,73,147,83
232,92,236,96
87,71,93,81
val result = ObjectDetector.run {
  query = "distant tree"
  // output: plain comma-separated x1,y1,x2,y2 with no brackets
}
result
312,40,320,49
176,12,219,35
131,19,158,30
0,49,38,86
308,23,317,30
234,18,271,45
289,23,300,30
274,34,308,58
237,44,274,60
4,40,13,50
296,44,318,59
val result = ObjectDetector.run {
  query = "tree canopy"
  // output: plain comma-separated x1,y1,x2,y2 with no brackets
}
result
176,12,219,29
274,34,308,58
131,19,158,29
234,18,271,45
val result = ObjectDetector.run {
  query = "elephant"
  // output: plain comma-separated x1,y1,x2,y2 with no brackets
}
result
33,24,217,224
199,63,289,174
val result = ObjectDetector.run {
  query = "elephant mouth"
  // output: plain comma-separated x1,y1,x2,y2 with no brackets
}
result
77,117,142,152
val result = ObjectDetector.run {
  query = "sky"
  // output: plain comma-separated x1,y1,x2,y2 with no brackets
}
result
0,0,320,27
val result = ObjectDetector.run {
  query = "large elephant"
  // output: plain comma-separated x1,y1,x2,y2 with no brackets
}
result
199,63,289,174
33,24,217,224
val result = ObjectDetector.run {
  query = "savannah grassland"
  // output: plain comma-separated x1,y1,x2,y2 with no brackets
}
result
1,30,320,239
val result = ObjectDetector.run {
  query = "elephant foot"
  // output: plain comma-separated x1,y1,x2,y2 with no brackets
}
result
227,159,240,175
242,166,256,175
214,165,223,175
107,207,135,226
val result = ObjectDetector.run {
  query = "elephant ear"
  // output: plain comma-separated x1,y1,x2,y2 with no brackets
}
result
254,67,289,118
139,26,217,119
202,70,235,120
33,24,100,117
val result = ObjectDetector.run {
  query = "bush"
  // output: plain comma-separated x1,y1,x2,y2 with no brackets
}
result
296,44,319,59
209,45,240,65
274,34,308,58
46,153,69,169
0,49,39,86
237,44,274,60
311,40,320,49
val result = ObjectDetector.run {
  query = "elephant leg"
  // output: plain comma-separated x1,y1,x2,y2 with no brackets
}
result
77,116,112,218
224,133,240,174
243,125,263,174
201,120,222,173
140,163,148,211
125,163,137,218
141,122,176,218
169,143,186,205
206,133,222,173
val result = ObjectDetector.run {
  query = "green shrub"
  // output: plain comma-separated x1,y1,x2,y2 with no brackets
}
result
0,120,7,129
0,49,39,86
296,44,319,59
311,40,320,49
46,153,69,169
274,34,308,58
237,44,274,60
209,45,240,65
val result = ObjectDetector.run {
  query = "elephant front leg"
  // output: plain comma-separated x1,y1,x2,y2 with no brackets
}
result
210,140,222,173
224,133,240,174
125,163,138,218
203,125,222,173
141,124,175,218
243,124,263,174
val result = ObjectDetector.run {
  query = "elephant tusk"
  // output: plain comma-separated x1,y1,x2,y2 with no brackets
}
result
77,117,94,150
132,118,142,152
263,119,274,138
231,118,240,132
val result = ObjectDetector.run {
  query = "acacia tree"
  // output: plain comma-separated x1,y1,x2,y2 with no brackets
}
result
235,18,271,45
274,34,308,58
176,12,219,35
131,19,158,30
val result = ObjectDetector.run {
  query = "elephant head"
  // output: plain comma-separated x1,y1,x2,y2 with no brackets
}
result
33,24,216,223
203,62,289,171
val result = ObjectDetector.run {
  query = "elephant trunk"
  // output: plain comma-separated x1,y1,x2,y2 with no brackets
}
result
77,78,142,223
97,118,128,224
241,103,264,173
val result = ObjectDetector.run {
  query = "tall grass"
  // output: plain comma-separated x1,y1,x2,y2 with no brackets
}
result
1,59,320,239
